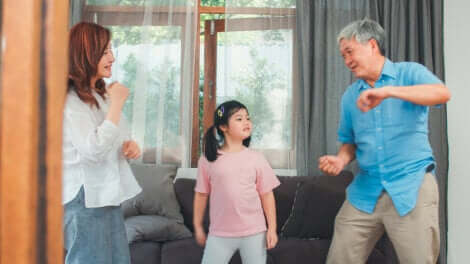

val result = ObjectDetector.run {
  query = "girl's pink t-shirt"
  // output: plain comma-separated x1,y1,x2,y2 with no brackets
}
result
195,148,280,237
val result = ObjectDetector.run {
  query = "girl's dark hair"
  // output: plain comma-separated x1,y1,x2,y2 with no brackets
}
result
68,22,111,108
203,100,251,162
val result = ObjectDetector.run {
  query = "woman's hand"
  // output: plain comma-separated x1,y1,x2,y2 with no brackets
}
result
266,228,278,249
107,82,129,106
194,226,207,247
105,82,129,125
122,140,141,159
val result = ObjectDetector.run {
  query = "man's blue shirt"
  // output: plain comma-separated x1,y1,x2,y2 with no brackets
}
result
338,59,442,216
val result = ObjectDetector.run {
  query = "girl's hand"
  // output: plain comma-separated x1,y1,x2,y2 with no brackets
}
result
194,227,207,246
122,140,141,159
266,228,278,249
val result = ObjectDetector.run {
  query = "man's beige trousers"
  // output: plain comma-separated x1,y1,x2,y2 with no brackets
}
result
327,173,440,264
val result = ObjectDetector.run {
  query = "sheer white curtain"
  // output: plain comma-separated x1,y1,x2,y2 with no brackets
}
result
221,0,297,169
72,0,198,167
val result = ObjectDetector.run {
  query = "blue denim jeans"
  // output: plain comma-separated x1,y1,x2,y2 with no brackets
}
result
64,187,130,264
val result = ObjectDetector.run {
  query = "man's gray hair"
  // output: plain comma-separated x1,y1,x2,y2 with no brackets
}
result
337,18,386,55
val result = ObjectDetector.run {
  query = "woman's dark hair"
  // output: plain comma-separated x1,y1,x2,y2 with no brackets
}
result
203,100,251,162
68,22,111,108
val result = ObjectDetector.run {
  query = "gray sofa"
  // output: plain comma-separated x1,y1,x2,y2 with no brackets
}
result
124,165,399,264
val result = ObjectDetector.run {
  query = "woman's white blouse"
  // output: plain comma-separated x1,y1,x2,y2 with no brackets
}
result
62,90,141,207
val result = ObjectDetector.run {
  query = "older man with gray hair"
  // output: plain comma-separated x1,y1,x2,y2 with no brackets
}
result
318,18,450,263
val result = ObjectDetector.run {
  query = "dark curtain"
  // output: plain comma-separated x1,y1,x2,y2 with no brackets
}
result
296,0,447,263
296,0,371,177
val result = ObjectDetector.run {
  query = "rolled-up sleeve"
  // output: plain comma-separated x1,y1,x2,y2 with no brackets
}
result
408,63,444,108
64,109,120,164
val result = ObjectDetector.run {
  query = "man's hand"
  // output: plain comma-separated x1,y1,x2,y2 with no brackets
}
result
122,140,141,159
318,155,346,176
356,87,391,112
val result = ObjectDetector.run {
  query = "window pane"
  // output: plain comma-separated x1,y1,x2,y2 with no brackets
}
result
216,29,293,149
109,25,183,164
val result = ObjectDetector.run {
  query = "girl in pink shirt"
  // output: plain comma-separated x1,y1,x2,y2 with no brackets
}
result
193,100,280,264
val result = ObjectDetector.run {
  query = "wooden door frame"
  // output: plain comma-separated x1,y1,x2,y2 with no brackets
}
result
0,0,68,263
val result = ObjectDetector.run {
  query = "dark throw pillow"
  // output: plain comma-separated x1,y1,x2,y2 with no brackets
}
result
280,181,346,239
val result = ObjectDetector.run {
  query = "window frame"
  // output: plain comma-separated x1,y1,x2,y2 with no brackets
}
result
82,1,297,168
201,18,297,168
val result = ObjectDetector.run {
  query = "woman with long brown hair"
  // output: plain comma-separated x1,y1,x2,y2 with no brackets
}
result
62,22,141,264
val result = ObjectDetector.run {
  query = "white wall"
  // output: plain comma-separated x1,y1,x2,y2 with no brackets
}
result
445,1,470,263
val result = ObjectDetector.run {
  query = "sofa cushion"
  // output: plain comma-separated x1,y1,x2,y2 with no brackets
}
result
174,172,353,235
281,171,353,239
274,176,310,233
174,176,306,234
268,238,331,263
160,238,205,264
269,238,386,264
174,178,210,232
122,164,184,223
161,238,274,264
174,175,311,233
125,215,192,243
130,241,162,264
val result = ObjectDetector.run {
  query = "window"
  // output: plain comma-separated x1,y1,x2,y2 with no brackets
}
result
199,2,296,168
81,0,297,168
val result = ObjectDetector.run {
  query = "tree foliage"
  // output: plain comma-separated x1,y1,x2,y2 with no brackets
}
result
120,51,180,148
231,48,288,146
